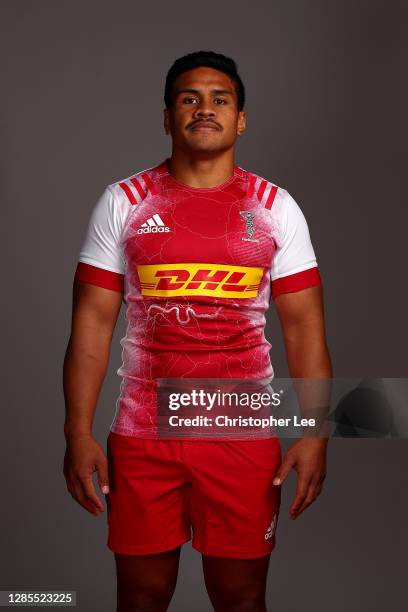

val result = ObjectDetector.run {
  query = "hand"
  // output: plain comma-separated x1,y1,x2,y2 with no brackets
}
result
63,434,109,516
273,438,327,520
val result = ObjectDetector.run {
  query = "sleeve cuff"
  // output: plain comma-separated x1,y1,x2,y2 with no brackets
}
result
74,262,124,293
271,266,321,299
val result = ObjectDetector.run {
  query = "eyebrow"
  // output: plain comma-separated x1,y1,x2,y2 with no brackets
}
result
175,88,235,97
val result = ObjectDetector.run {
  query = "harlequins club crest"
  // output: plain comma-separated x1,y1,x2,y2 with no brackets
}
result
240,210,259,243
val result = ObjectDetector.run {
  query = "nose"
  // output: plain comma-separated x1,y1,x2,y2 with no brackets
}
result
193,98,215,118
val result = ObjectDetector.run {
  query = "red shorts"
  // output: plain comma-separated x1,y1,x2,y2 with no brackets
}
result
106,432,282,559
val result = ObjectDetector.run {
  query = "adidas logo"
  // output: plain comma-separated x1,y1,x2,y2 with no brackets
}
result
264,514,277,540
137,214,170,234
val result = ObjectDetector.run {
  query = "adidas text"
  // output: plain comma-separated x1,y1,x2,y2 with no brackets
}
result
137,226,170,234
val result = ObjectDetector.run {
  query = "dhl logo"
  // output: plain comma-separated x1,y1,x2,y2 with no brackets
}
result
137,263,263,298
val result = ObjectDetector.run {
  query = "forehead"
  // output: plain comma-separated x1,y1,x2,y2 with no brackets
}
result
173,66,236,94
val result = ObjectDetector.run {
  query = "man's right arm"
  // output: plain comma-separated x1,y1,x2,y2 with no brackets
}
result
63,279,123,516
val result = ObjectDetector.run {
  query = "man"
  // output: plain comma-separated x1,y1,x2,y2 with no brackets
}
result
63,50,332,611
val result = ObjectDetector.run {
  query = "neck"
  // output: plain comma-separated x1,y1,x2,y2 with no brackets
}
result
166,150,235,188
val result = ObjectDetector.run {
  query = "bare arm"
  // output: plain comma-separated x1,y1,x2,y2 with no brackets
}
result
272,284,333,519
63,279,123,515
274,284,332,379
63,280,123,436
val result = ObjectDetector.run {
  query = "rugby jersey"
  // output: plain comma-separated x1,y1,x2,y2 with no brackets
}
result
74,159,321,438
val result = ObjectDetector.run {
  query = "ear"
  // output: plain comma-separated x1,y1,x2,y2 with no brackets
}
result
163,108,170,135
237,111,246,136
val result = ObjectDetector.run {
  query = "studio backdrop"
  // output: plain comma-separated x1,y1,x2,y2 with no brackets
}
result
1,1,407,611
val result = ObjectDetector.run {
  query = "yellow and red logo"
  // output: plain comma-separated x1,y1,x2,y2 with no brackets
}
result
137,263,263,298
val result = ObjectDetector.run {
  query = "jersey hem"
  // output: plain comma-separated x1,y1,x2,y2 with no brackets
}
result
271,262,319,281
77,257,124,276
75,261,124,293
109,428,280,442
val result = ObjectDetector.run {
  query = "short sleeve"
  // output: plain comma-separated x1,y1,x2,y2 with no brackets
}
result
74,186,125,293
270,190,322,299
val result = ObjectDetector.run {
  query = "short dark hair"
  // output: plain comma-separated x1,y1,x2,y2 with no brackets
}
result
164,50,245,111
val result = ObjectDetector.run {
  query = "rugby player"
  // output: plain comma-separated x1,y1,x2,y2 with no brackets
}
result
63,50,332,611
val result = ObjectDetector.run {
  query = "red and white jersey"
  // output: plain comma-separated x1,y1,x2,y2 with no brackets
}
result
74,159,321,438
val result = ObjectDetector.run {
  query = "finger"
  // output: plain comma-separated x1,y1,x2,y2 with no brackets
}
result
65,475,84,506
273,454,296,486
71,479,100,516
95,458,110,495
293,482,320,517
290,477,311,516
292,475,325,518
78,474,104,512
66,478,77,499
293,497,314,518
314,481,324,497
64,472,74,494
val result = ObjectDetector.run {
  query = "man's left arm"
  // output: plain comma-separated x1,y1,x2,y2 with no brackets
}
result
272,283,333,520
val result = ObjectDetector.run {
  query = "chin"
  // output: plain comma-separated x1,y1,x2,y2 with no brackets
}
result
186,142,229,154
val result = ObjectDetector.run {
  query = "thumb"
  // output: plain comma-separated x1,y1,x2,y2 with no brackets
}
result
96,458,110,495
273,454,295,486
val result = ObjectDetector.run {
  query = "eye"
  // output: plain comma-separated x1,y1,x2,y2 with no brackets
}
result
182,97,198,104
214,98,227,105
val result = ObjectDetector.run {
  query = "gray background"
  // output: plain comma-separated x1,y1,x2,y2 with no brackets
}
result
1,0,407,610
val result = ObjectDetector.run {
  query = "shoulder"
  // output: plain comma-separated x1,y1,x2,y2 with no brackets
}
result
238,166,290,212
240,168,312,243
108,163,162,206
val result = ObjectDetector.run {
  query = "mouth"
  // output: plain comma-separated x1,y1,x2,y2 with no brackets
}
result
189,121,221,132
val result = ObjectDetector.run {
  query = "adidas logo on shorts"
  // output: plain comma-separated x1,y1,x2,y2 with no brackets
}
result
137,214,170,234
264,514,277,540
